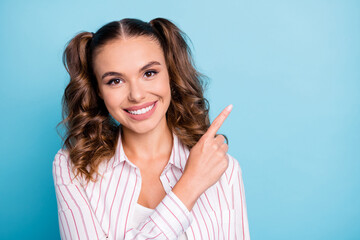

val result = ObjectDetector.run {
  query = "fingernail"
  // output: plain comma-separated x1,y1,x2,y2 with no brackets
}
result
226,104,233,111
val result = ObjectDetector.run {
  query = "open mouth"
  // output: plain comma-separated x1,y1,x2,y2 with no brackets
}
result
124,101,157,115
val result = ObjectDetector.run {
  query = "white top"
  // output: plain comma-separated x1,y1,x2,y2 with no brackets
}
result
53,128,250,239
130,203,188,239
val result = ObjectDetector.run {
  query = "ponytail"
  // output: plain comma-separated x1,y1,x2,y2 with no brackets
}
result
149,18,196,89
63,32,93,80
59,31,119,184
150,18,212,147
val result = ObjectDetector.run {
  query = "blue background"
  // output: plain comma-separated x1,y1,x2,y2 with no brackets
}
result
0,0,359,239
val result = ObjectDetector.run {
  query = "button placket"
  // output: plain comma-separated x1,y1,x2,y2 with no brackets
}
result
160,175,172,194
160,164,173,193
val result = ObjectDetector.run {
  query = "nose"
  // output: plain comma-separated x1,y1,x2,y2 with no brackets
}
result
128,81,146,102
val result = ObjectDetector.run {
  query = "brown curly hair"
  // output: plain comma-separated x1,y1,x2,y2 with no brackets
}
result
57,17,227,184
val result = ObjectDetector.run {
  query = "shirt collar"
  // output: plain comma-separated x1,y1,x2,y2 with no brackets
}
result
111,127,189,171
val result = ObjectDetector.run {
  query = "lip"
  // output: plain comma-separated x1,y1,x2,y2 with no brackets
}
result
123,100,158,121
124,101,158,111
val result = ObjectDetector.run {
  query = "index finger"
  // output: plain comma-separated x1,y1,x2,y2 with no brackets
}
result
204,104,233,139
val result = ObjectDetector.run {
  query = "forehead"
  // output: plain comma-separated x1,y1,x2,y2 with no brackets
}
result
93,36,165,75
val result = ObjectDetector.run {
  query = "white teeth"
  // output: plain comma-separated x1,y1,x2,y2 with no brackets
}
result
128,103,155,115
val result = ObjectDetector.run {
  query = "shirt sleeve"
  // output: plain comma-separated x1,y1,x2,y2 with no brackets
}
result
124,191,193,240
53,149,193,240
228,155,251,240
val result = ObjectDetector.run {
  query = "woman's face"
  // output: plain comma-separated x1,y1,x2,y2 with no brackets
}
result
93,36,171,135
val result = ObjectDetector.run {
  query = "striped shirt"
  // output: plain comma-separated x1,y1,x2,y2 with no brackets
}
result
52,129,250,239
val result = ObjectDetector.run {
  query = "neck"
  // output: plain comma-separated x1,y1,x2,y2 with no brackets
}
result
121,119,173,164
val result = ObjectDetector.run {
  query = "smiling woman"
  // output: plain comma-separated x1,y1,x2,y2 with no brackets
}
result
94,36,171,133
53,17,250,240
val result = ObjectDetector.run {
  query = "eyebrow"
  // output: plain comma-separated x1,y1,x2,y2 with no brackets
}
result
101,61,161,80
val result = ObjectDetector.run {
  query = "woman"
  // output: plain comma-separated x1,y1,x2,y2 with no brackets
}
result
53,17,250,240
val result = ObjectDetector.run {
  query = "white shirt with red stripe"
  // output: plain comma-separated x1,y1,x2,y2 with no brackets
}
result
130,203,188,239
53,128,250,239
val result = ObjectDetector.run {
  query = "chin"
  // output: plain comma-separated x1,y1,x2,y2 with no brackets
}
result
125,123,156,134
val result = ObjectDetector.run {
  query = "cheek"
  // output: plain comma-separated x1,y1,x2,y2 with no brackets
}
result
102,90,124,109
152,77,171,97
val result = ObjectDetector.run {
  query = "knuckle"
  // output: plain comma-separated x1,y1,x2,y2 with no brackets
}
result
212,143,219,151
215,134,225,142
201,136,211,147
220,159,228,171
219,142,227,150
199,137,207,145
216,150,223,157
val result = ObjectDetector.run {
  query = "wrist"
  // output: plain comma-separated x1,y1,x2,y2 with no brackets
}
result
172,174,203,211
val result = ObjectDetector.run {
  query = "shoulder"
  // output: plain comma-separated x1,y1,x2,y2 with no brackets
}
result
52,148,78,186
223,153,243,186
52,148,70,168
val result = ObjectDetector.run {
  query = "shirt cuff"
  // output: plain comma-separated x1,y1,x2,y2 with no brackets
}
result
150,190,193,239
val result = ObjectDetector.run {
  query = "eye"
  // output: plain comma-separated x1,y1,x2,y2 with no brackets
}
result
144,70,158,78
106,78,123,85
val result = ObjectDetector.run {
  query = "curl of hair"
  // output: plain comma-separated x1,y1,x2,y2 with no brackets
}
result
57,18,228,184
149,18,211,147
58,31,120,183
